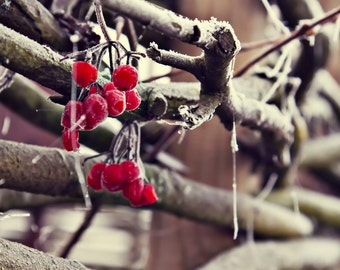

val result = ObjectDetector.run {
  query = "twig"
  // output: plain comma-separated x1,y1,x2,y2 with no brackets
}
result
60,197,102,258
234,6,340,77
142,126,181,162
240,38,280,52
141,69,183,83
94,0,112,43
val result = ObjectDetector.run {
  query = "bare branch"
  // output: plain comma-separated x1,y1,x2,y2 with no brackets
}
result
0,0,71,51
234,5,340,77
0,238,90,270
198,238,340,270
0,140,313,238
0,23,72,94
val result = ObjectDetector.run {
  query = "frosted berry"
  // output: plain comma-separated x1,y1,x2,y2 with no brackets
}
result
102,163,125,186
121,160,140,183
103,82,117,93
122,178,144,205
140,183,158,205
87,162,106,191
62,129,80,152
83,94,108,130
89,85,98,95
125,89,141,111
105,90,126,117
72,61,98,88
112,65,138,91
61,100,86,130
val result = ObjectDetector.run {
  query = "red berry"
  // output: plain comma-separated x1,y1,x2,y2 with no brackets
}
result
83,94,108,130
112,65,138,91
72,61,98,87
103,183,122,192
89,85,98,95
62,129,80,152
125,89,141,111
122,178,144,205
102,163,125,186
87,162,106,190
105,90,126,117
103,82,117,93
61,101,86,129
140,183,158,205
121,160,140,183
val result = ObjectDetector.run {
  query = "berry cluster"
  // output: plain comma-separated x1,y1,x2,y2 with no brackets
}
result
61,61,141,152
83,120,158,207
87,160,158,207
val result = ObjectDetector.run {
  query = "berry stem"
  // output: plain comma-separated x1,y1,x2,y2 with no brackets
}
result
94,0,112,44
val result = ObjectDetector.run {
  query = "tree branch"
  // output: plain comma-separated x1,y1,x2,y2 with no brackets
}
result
0,238,90,269
0,139,313,238
0,2,294,143
267,187,340,228
198,238,340,270
0,23,72,94
0,0,71,51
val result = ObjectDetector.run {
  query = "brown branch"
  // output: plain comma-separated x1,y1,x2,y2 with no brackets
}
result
234,5,340,77
60,198,102,258
0,2,291,141
0,0,71,51
0,139,313,238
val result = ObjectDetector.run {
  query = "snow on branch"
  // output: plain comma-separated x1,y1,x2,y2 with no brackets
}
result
0,0,292,142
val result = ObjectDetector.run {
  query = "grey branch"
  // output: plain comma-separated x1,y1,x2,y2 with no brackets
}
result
0,2,292,142
198,238,340,270
0,139,313,238
0,23,72,94
0,0,71,51
0,238,90,270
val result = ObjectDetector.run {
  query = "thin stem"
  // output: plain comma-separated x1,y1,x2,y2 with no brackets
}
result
240,37,281,52
141,69,183,83
60,197,102,258
115,16,125,41
94,0,112,43
142,125,181,162
125,18,138,51
234,6,340,77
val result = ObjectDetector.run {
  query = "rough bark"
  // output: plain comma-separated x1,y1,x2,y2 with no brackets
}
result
0,237,90,269
0,0,71,51
0,0,294,145
0,139,313,238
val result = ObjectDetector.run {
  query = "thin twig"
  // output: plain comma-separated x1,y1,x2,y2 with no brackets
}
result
125,18,139,51
94,0,112,43
114,16,125,41
142,126,181,162
240,37,281,52
60,198,102,258
234,6,340,77
141,69,183,83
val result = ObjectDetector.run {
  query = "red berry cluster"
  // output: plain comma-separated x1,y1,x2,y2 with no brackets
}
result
61,61,142,152
87,160,158,207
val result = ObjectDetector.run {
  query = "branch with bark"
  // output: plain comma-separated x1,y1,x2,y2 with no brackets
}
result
0,24,294,145
0,238,90,270
0,139,313,238
198,238,340,270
